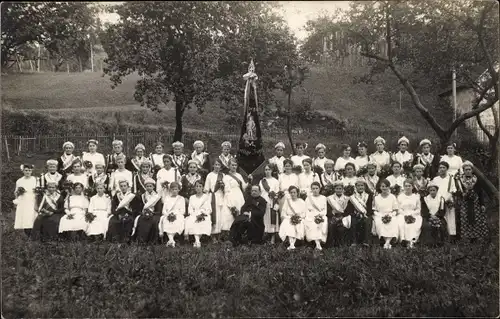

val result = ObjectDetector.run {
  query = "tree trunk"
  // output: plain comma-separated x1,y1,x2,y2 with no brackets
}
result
174,100,184,142
286,89,295,155
487,135,499,174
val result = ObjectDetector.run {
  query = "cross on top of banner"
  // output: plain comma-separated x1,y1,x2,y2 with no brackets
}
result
243,59,258,81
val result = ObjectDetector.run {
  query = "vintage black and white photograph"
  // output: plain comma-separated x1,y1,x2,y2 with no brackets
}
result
1,1,499,317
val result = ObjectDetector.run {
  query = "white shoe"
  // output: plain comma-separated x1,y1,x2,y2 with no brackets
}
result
172,241,176,248
194,242,201,248
315,246,323,251
287,246,295,250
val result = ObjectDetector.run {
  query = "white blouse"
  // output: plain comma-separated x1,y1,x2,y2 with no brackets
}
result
278,173,299,192
342,176,357,187
334,157,356,172
397,193,421,216
88,194,112,214
156,167,180,193
150,153,165,168
392,151,413,164
81,152,106,174
291,155,310,169
269,156,286,174
305,195,327,218
66,174,89,189
373,194,399,216
188,194,212,214
424,195,442,216
370,151,391,170
281,198,306,218
298,171,316,193
431,175,456,201
354,156,370,169
312,157,329,171
386,175,406,189
259,177,279,204
440,155,463,176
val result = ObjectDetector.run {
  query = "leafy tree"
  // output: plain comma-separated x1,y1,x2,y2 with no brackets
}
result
102,1,300,142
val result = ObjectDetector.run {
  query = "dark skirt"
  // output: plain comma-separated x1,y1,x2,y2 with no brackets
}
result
325,216,353,247
107,215,135,243
31,214,63,241
420,217,447,246
351,215,375,245
133,214,162,244
459,193,488,239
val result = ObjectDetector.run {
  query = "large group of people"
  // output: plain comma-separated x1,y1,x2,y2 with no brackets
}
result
13,135,490,250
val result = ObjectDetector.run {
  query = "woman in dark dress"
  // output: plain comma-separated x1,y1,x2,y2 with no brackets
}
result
32,182,65,241
40,159,64,191
420,182,448,247
106,180,139,243
87,161,110,197
132,160,154,195
456,161,488,243
132,178,163,244
180,160,202,200
57,141,79,176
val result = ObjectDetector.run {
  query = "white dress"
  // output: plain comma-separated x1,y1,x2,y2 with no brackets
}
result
386,175,406,189
204,172,225,234
150,153,165,169
159,195,186,235
354,156,370,170
13,177,37,229
396,193,422,242
278,173,299,194
372,193,399,238
440,155,463,176
279,197,306,240
431,175,457,235
342,176,357,187
59,195,89,232
392,151,413,165
304,195,328,242
66,174,89,189
86,194,111,236
370,151,391,171
291,155,310,169
269,156,286,174
109,169,133,195
259,177,280,233
298,171,315,195
334,157,356,172
312,157,328,171
156,167,180,199
221,173,247,231
185,194,212,236
81,152,106,175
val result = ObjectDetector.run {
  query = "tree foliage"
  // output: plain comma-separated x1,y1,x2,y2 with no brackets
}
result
101,1,300,141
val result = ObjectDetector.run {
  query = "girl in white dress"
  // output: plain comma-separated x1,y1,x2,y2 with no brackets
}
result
392,136,414,166
81,139,106,176
372,179,399,249
370,136,391,173
156,155,181,200
298,158,315,197
304,182,328,250
431,161,457,237
221,159,248,234
334,144,356,172
312,143,329,171
13,164,38,234
259,164,280,242
159,182,186,247
440,143,463,177
66,160,89,189
279,186,306,250
354,141,371,170
279,159,299,195
396,179,422,248
59,182,89,239
150,142,166,173
185,181,212,248
204,159,225,240
86,183,112,238
109,155,133,197
386,162,406,191
342,163,358,187
269,142,286,174
290,142,310,169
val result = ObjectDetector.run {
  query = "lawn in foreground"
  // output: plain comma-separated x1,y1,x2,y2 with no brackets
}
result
1,226,498,318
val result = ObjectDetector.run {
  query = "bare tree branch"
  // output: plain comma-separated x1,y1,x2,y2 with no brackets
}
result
476,112,494,140
449,97,496,133
360,51,389,63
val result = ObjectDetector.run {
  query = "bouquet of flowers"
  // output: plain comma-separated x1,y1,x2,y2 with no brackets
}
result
85,212,97,223
15,187,26,197
34,186,44,196
277,191,285,200
290,214,302,225
84,187,94,198
292,165,303,174
230,206,239,217
299,190,308,200
344,185,355,197
445,199,454,208
167,212,177,222
390,185,401,196
196,213,207,223
336,169,345,179
379,164,392,179
320,184,335,197
404,215,416,224
429,216,442,228
39,208,53,217
161,181,170,189
83,161,93,170
314,215,324,224
66,214,75,220
268,191,277,200
143,208,154,218
402,161,413,176
120,212,132,222
356,165,368,177
331,214,344,227
217,180,225,192
154,165,162,172
313,165,324,176
381,214,392,224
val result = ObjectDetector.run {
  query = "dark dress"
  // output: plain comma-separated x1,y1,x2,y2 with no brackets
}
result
229,196,267,246
345,192,374,245
87,173,110,197
420,195,447,246
132,192,163,244
457,176,488,240
125,157,144,174
40,172,64,191
325,195,352,247
180,174,202,199
412,153,440,179
106,192,139,243
57,154,77,176
133,173,155,196
171,154,189,176
106,153,127,174
32,193,65,241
